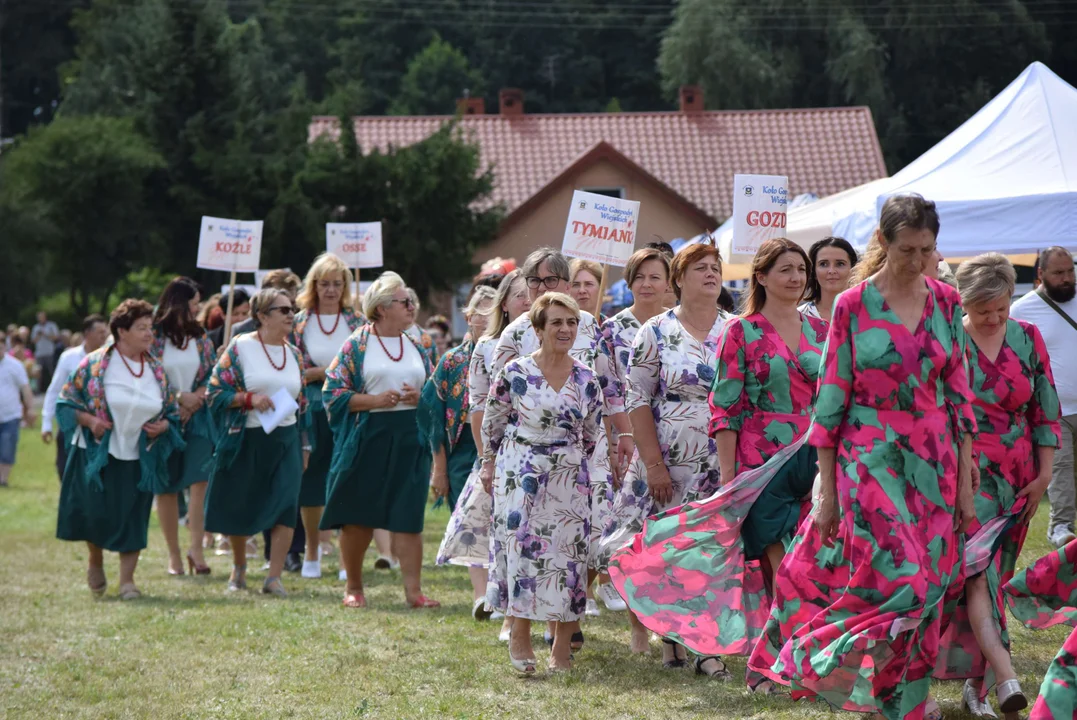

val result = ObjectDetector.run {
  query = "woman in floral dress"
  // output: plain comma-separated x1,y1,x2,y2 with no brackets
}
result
605,242,732,674
934,254,1060,718
436,271,530,628
610,239,826,688
480,293,603,674
1004,538,1077,719
746,195,977,720
594,247,672,649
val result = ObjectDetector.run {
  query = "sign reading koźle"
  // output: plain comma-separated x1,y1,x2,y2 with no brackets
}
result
561,190,640,268
731,174,788,262
197,216,263,273
327,222,383,269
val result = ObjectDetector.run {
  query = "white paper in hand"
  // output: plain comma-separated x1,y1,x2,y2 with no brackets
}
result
255,387,299,434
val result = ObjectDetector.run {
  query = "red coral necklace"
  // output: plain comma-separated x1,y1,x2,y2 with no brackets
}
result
316,309,341,335
118,349,145,378
374,327,404,362
258,332,287,371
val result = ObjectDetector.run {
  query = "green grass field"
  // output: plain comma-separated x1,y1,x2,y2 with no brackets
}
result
0,428,1069,719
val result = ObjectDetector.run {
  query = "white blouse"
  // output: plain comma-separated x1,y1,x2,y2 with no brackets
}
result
235,334,302,429
363,333,426,413
162,338,201,393
104,354,164,461
304,314,354,368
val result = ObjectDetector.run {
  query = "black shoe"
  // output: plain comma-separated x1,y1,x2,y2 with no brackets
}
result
283,552,303,573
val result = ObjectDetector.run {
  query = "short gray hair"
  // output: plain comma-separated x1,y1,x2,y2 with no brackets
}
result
955,253,1015,308
522,247,570,281
465,285,497,317
249,288,291,329
363,271,406,321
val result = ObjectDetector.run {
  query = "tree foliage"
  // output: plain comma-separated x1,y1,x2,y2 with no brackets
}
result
658,0,1052,169
389,35,486,116
0,116,164,316
300,120,503,300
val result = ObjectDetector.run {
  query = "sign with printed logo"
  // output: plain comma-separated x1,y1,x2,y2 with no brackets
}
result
327,222,383,269
731,174,788,262
561,190,641,267
197,216,263,273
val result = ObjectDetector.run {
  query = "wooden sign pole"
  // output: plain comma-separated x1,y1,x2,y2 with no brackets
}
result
222,269,238,344
594,264,609,319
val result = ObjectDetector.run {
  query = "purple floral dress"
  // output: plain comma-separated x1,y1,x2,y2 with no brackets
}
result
436,336,498,567
492,309,612,571
601,309,729,555
483,356,602,621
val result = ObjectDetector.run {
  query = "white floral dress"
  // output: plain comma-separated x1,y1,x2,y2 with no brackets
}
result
483,356,602,621
491,309,612,571
600,309,731,554
436,336,498,567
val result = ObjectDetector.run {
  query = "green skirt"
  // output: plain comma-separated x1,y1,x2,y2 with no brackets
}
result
298,408,332,508
446,431,477,511
321,410,431,534
204,424,302,537
742,443,818,560
160,433,214,495
56,450,153,553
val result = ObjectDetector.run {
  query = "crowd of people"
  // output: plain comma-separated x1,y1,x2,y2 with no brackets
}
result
2,192,1076,719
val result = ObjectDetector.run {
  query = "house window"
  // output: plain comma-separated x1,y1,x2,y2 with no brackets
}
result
581,187,625,199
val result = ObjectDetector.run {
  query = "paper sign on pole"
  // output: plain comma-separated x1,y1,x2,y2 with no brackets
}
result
561,190,640,268
327,222,383,269
731,174,788,262
197,216,263,273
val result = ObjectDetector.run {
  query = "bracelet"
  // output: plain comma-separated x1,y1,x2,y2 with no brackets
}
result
243,392,253,411
302,445,312,452
645,459,664,471
615,432,633,440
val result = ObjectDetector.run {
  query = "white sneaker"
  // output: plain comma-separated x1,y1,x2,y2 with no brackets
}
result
301,560,322,579
1048,525,1077,548
338,569,348,581
498,626,511,642
490,610,505,621
597,583,628,612
585,598,601,617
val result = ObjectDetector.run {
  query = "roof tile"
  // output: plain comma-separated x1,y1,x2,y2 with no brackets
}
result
309,108,888,221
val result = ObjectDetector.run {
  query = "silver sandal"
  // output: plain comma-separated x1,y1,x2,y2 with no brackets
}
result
996,678,1028,714
961,679,998,718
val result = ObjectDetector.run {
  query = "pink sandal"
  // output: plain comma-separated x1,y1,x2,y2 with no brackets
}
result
407,594,441,609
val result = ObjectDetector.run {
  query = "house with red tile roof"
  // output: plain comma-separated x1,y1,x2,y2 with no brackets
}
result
309,87,887,276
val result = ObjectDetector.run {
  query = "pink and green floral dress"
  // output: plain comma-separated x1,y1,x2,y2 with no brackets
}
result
482,356,602,621
606,312,825,659
935,319,1060,692
746,277,976,720
1004,539,1077,719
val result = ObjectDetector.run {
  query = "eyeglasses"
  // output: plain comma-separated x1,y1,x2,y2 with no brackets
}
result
268,305,296,316
390,298,416,310
525,275,563,290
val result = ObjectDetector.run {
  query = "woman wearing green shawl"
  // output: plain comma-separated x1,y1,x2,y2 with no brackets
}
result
204,288,306,598
56,299,184,600
291,253,365,579
321,271,438,610
150,277,218,577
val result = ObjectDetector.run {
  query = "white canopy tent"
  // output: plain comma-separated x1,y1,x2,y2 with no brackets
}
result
715,61,1077,277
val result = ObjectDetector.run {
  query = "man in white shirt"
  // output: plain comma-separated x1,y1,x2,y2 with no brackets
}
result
1010,246,1077,547
0,352,35,487
41,314,109,479
30,311,61,394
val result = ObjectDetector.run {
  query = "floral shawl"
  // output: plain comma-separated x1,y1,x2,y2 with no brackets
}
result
206,334,306,475
150,329,217,442
406,324,438,367
56,344,185,493
417,336,474,456
323,324,433,483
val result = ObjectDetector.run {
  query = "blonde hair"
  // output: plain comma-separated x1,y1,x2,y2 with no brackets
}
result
362,271,406,321
955,253,1015,307
481,269,526,341
529,292,580,331
570,258,603,285
850,233,887,285
465,285,497,317
406,287,421,313
298,253,354,311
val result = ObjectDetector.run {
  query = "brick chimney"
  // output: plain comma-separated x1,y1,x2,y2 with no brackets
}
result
499,88,524,116
679,85,704,113
456,96,486,115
